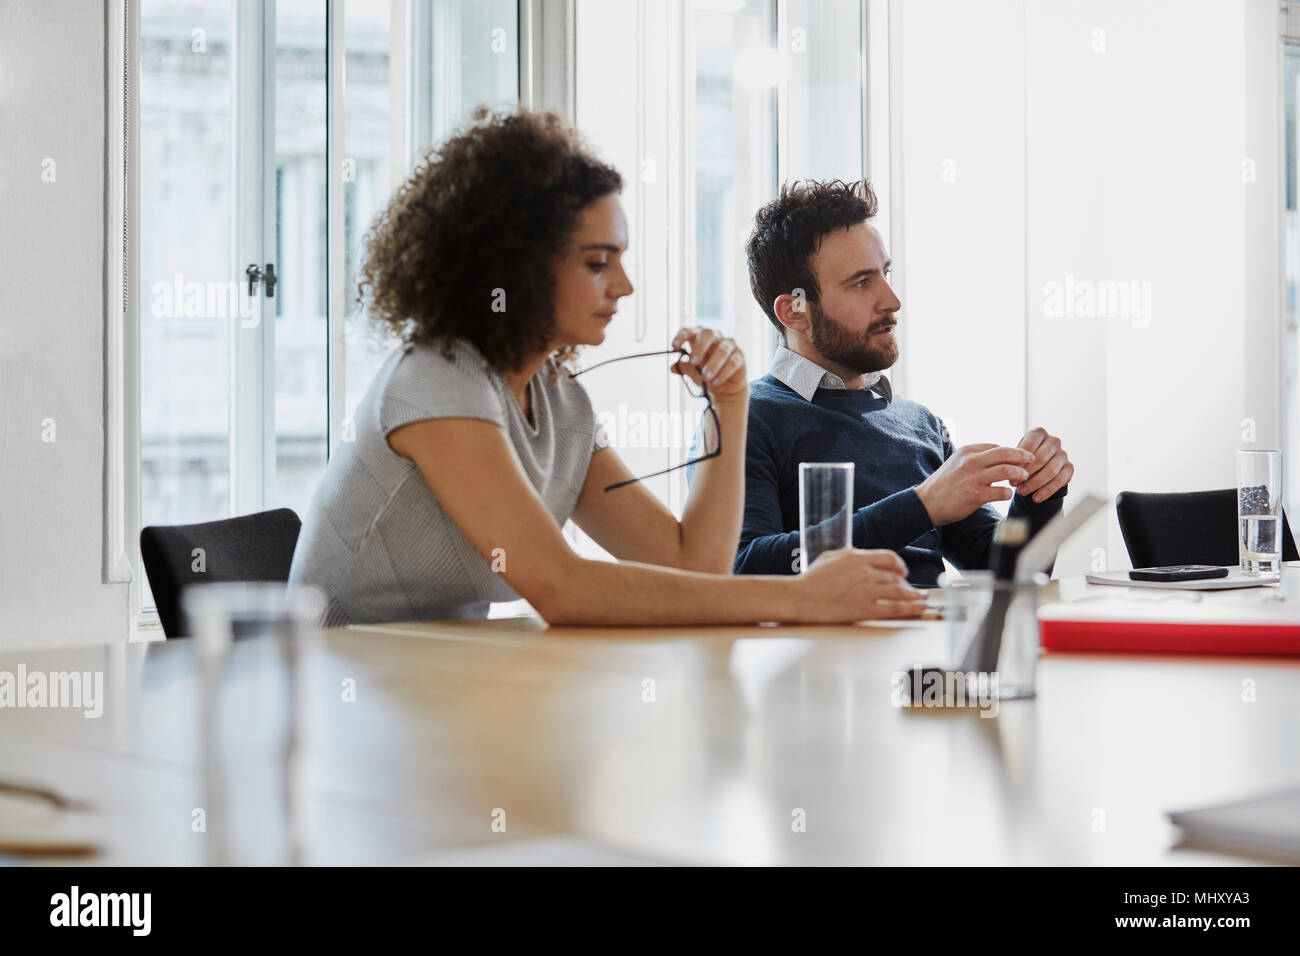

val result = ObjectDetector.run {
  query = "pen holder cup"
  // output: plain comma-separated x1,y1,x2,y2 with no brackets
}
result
938,570,1048,701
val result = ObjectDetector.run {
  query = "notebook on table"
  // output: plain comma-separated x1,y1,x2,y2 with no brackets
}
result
1038,590,1300,656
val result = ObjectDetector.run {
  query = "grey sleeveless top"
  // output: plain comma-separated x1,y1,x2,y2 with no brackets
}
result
288,338,608,626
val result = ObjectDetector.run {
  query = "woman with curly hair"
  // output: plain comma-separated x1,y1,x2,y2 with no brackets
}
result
289,108,926,627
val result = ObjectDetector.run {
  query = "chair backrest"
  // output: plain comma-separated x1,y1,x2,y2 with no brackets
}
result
140,508,302,638
1115,489,1299,569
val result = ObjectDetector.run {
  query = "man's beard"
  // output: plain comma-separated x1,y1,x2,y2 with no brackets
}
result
807,301,898,374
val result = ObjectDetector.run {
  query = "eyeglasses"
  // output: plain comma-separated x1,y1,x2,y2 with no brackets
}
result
569,348,722,492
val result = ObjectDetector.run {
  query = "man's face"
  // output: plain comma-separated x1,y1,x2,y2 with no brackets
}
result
805,222,901,374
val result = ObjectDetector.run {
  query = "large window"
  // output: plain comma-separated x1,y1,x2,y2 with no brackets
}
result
270,0,328,518
139,0,236,530
132,0,872,612
696,0,867,362
137,0,518,610
574,0,871,522
694,0,778,347
345,0,518,429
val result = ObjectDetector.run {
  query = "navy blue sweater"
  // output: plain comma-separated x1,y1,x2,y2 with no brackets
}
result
729,374,1066,586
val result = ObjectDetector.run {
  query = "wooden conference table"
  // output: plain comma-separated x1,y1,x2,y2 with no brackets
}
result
3,574,1299,865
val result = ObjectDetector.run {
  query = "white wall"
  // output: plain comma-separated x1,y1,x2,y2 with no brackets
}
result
0,0,129,650
894,0,1282,575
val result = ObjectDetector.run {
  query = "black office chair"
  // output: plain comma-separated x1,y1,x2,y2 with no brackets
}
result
140,508,302,639
1115,489,1298,569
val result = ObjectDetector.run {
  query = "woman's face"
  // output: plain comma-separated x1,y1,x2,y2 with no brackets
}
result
551,193,634,348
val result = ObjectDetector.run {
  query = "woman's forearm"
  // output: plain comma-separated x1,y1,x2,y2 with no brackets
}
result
538,553,803,626
675,393,749,573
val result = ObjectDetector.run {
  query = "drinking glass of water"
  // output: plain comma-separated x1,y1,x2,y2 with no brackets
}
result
1237,449,1283,577
185,582,324,866
799,462,854,573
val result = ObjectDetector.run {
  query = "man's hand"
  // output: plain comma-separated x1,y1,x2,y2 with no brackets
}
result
914,444,1034,527
1010,427,1073,504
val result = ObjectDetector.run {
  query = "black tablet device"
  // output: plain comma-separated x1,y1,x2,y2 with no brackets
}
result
1128,565,1230,582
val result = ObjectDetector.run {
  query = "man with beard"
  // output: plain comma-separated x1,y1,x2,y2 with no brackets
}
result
729,179,1073,584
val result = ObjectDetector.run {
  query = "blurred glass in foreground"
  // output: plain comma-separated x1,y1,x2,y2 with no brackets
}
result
185,582,324,866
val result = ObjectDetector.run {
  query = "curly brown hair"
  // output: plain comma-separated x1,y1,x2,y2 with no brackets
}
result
358,107,623,372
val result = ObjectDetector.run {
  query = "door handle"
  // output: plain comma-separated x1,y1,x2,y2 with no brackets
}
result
245,263,278,297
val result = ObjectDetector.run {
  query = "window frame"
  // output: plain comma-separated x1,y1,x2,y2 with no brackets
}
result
105,0,140,606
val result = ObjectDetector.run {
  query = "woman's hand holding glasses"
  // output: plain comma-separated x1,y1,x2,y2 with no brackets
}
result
669,326,749,406
568,327,748,492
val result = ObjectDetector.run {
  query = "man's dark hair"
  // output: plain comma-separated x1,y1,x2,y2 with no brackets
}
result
360,107,622,372
745,179,879,341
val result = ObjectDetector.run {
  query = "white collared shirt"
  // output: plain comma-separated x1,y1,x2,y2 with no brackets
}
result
767,344,893,403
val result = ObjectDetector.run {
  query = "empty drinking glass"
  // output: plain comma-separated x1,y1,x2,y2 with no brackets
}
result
798,462,854,573
184,582,324,866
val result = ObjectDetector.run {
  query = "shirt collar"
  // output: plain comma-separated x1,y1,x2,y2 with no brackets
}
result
768,344,893,403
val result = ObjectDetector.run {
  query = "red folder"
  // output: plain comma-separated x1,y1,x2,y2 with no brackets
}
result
1038,596,1300,656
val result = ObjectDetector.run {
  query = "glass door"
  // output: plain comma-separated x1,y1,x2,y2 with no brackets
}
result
139,0,238,530
138,0,330,528
268,0,329,517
